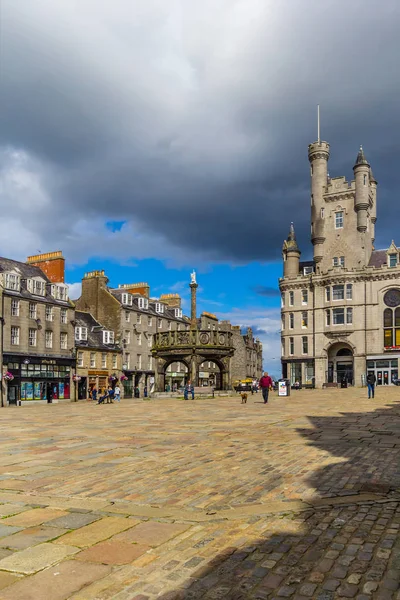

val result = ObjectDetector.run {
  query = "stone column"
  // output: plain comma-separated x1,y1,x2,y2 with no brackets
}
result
190,283,198,330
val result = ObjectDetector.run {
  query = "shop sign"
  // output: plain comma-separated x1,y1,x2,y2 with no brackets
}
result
88,370,108,376
41,359,56,365
199,372,209,378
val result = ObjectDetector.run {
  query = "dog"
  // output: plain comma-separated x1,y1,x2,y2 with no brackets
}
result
240,392,248,404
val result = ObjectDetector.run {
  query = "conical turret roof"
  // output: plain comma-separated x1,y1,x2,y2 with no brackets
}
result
285,222,301,254
354,145,370,168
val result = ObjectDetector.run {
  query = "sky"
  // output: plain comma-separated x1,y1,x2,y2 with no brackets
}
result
1,1,400,377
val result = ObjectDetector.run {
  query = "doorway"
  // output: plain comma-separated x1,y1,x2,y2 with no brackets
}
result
327,344,354,385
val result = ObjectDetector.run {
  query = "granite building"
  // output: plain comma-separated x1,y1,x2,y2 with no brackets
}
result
74,271,189,396
280,134,400,388
0,252,75,405
74,310,122,399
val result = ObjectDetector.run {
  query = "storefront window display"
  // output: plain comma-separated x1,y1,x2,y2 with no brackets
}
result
5,358,73,402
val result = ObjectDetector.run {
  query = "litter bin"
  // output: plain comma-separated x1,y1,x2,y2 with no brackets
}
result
341,378,348,389
278,379,290,397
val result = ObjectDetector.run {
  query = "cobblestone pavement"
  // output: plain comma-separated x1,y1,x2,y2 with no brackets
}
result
0,388,398,599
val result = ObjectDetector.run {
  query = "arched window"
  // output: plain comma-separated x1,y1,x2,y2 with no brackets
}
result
383,307,400,347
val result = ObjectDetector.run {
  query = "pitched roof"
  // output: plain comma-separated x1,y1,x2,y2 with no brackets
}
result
75,310,121,351
368,250,388,268
0,256,70,306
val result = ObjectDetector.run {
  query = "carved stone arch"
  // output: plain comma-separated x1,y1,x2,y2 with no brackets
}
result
322,338,356,357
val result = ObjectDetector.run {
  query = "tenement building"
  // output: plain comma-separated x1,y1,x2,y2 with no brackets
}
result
74,272,189,396
74,311,122,399
0,252,75,405
280,135,400,388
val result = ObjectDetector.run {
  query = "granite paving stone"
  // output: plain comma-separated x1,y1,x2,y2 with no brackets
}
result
76,540,151,564
0,526,68,550
0,560,111,600
0,542,79,574
54,516,134,547
0,390,396,598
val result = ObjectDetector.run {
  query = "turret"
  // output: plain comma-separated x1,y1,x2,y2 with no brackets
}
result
353,146,370,233
282,223,301,278
308,140,330,264
369,167,377,245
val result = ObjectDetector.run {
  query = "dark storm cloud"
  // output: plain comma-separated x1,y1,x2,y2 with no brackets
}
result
1,0,400,264
252,286,281,298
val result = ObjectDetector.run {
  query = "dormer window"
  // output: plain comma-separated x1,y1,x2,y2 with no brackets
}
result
121,293,133,306
389,254,398,268
28,278,46,296
320,208,325,219
51,284,68,301
103,330,115,344
75,326,88,341
138,297,148,310
155,303,164,314
4,272,21,291
174,308,182,318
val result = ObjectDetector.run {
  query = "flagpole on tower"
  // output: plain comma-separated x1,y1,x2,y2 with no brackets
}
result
317,105,320,144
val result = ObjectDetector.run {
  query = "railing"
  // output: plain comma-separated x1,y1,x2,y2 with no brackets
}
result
153,329,233,349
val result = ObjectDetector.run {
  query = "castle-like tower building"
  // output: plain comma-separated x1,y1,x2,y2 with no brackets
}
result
280,134,400,388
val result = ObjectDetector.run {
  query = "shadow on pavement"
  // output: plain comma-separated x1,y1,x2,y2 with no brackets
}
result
156,400,400,599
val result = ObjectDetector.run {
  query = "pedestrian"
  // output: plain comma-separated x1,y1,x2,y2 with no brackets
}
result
184,380,194,400
367,372,376,399
259,372,273,404
134,386,140,398
106,386,114,404
91,387,97,402
114,385,121,402
144,386,148,398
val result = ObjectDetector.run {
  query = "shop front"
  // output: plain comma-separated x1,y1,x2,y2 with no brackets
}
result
4,355,75,404
366,356,399,385
88,370,109,397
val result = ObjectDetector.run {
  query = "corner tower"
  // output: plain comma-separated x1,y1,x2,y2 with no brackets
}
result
282,223,301,278
308,140,330,265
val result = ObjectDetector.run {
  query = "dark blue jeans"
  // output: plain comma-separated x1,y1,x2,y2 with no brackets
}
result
367,383,375,399
262,387,269,403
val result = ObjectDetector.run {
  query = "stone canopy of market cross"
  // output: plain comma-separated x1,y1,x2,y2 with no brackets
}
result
280,131,400,389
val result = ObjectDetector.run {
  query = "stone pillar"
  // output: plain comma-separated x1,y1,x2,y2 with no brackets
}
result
190,355,198,387
190,282,198,330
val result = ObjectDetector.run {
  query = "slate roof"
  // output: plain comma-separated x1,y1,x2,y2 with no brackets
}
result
110,289,188,323
75,311,121,352
0,256,71,307
368,250,388,268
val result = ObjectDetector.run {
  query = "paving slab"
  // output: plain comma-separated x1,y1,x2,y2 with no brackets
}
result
0,542,79,574
45,512,102,530
76,540,151,564
0,504,28,518
0,571,21,591
0,524,23,539
113,521,190,547
0,526,68,550
2,508,69,528
54,516,134,548
0,559,111,600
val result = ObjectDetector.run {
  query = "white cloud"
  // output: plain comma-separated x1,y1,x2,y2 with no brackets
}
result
67,282,82,301
218,307,281,376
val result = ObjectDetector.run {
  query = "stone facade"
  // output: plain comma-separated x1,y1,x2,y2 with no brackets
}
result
280,138,400,388
75,271,189,396
0,254,75,404
198,314,263,386
75,310,122,399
